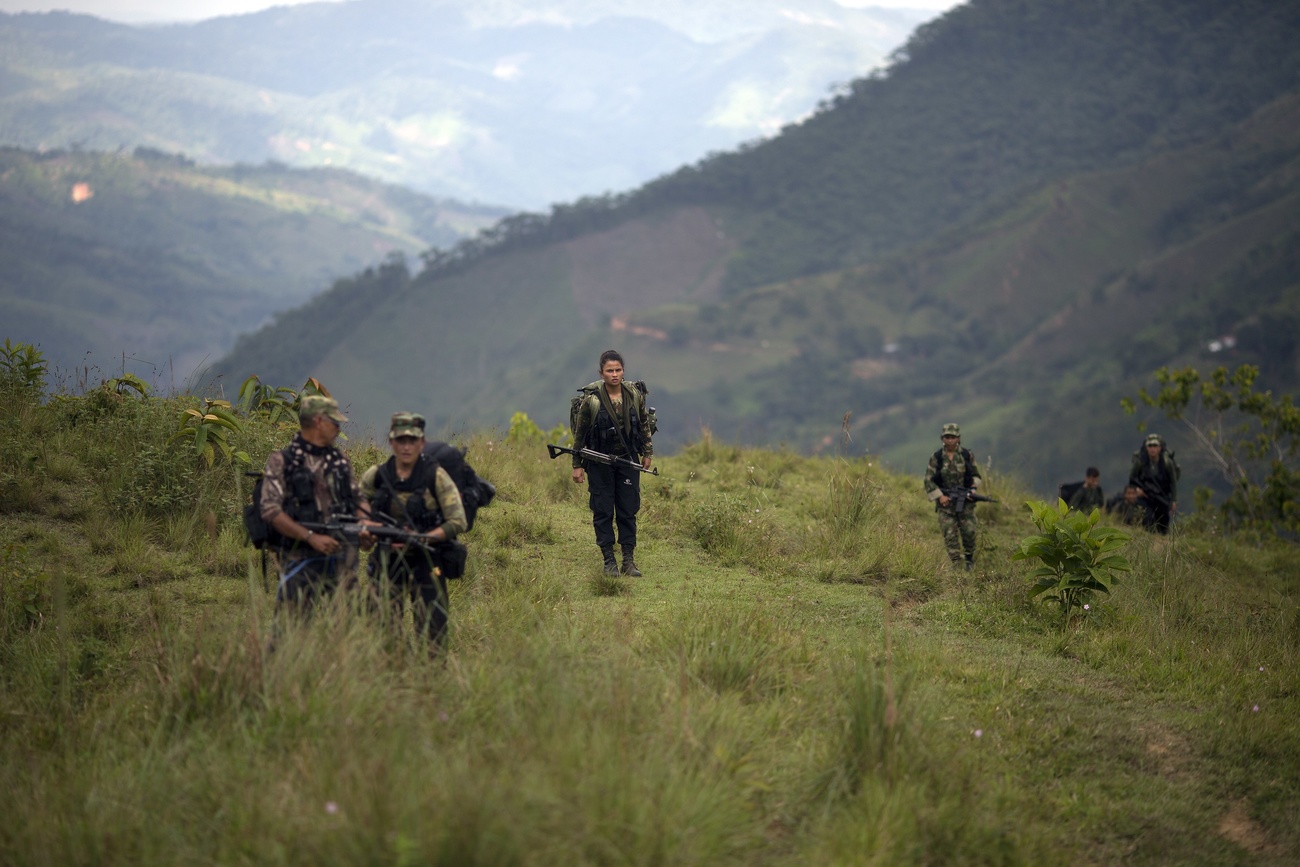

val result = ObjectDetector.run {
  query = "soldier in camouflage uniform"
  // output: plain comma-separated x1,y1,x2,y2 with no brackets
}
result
260,394,366,617
359,412,468,649
923,423,984,569
571,349,654,576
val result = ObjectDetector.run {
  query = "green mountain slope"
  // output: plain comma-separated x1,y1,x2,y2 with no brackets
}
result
419,0,1300,296
214,0,1300,498
0,147,504,381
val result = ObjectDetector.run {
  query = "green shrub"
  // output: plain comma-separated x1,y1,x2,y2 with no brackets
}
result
1012,499,1132,622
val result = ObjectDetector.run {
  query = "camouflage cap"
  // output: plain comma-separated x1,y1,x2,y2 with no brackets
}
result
941,423,961,438
1145,433,1162,446
388,411,426,439
299,394,347,424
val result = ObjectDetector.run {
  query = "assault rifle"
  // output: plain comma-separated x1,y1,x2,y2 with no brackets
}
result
299,514,438,554
942,488,998,514
301,513,469,579
546,443,659,475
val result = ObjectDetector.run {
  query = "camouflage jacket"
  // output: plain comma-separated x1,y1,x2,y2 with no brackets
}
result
572,384,653,468
360,456,468,541
260,432,362,560
924,446,983,505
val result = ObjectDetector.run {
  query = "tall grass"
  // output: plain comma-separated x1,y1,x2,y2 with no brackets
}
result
1,382,1298,864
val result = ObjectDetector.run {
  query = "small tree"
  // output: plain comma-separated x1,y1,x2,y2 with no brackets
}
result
1122,365,1300,536
169,398,249,468
1013,500,1131,623
0,339,47,400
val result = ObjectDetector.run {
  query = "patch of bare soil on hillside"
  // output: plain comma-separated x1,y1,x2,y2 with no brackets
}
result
850,357,900,381
1138,721,1192,782
1218,800,1279,856
564,206,735,326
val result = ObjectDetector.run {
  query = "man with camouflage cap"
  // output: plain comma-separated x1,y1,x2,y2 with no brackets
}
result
260,393,366,616
1128,433,1179,534
923,423,984,569
359,411,468,650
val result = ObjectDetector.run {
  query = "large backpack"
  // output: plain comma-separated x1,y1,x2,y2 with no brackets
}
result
568,380,657,447
1058,480,1085,505
422,440,495,532
244,446,294,551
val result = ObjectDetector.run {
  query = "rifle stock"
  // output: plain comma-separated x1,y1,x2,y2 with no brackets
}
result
546,443,659,475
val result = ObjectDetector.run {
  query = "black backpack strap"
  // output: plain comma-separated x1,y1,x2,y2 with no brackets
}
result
596,385,638,461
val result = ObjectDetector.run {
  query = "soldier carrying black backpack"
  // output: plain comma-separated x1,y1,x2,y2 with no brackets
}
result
357,411,477,651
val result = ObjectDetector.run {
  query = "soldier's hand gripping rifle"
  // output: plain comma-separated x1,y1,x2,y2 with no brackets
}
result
299,514,438,555
942,487,998,514
546,443,660,475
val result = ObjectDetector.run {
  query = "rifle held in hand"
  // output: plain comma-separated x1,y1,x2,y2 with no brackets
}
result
942,487,998,514
300,514,438,554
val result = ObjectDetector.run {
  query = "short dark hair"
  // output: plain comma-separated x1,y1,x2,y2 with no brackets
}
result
599,349,624,370
1125,484,1139,492
1086,467,1100,477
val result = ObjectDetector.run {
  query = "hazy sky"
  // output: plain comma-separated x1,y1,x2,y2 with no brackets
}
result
0,0,963,25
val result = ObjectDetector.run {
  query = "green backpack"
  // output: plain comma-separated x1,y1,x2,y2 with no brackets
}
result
568,380,657,446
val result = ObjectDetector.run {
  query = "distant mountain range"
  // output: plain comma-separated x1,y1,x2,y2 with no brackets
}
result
0,147,504,382
0,0,931,209
213,0,1300,496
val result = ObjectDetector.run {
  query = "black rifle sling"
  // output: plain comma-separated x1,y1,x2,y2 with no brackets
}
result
596,385,639,462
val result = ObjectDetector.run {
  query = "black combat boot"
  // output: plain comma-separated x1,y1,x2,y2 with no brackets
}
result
600,545,618,576
964,552,975,571
620,544,641,577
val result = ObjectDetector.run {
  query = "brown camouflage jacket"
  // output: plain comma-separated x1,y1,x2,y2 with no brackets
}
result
260,433,362,560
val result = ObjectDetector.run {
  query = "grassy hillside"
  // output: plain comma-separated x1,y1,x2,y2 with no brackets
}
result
2,371,1298,864
0,147,504,382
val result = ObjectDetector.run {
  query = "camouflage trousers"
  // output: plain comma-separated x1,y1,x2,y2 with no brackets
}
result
937,507,977,564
